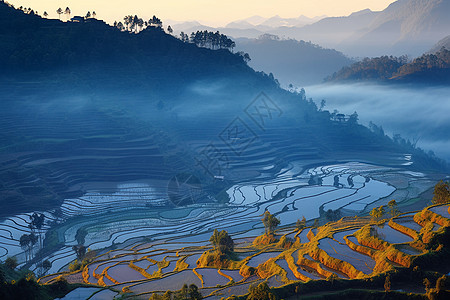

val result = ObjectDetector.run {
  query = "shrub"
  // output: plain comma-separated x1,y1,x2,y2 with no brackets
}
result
4,257,18,270
432,181,450,204
247,282,276,300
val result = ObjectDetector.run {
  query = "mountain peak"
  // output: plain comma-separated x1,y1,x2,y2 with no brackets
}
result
349,8,373,17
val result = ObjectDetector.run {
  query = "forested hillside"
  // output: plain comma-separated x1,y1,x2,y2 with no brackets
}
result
326,48,450,84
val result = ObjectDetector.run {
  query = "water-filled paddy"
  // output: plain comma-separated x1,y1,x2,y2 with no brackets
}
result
247,252,282,267
318,238,375,274
0,161,440,297
373,225,414,244
429,205,450,219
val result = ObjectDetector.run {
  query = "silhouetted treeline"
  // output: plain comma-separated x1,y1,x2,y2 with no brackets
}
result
114,15,163,33
188,30,235,51
0,1,251,81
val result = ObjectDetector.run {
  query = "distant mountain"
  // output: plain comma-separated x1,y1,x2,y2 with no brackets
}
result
172,0,450,58
428,35,450,53
172,15,326,39
258,15,325,28
326,48,450,84
235,35,353,86
339,0,450,57
271,9,378,50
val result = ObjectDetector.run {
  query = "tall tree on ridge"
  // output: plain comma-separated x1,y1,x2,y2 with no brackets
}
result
56,8,63,20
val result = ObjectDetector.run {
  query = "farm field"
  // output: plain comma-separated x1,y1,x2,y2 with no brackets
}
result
0,161,441,299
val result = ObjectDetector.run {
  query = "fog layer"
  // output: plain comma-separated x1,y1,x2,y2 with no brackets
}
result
305,83,450,161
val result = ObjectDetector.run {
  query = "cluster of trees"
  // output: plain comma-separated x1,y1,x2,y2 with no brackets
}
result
394,48,450,78
432,180,450,204
247,282,277,300
17,6,37,16
114,15,165,33
209,229,234,254
296,216,306,230
423,275,449,298
262,211,280,235
326,55,408,82
369,200,398,222
370,205,385,221
387,199,398,217
327,48,450,83
149,284,202,300
187,30,236,51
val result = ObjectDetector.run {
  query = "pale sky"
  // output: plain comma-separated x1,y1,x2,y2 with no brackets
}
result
8,0,396,26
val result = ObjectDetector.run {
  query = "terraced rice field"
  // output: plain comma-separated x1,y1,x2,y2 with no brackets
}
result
35,203,450,299
0,155,443,299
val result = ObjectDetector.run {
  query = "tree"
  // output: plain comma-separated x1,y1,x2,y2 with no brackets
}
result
72,245,86,259
30,213,45,249
180,32,189,43
370,205,385,221
56,8,63,20
188,284,202,300
436,275,447,292
325,209,341,222
116,21,124,31
296,216,306,230
64,7,71,20
174,284,202,300
19,234,31,262
167,25,173,34
248,282,276,300
124,15,131,31
42,259,52,275
262,211,280,235
149,15,162,28
432,180,450,204
423,278,432,291
348,111,358,125
320,99,326,111
210,229,234,254
4,257,18,270
236,51,251,63
384,275,391,292
313,219,319,228
387,199,398,217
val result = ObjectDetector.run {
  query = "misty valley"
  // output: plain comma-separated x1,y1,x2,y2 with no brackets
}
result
0,0,449,299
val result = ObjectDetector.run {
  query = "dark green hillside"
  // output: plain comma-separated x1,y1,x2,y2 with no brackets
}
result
325,48,450,84
0,1,263,90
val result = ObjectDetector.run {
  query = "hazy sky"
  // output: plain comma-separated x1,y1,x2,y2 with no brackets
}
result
9,0,395,26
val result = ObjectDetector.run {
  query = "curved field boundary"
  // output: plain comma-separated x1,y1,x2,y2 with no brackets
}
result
353,226,412,268
256,257,287,281
218,269,234,282
309,247,364,279
388,219,419,240
343,235,394,274
193,268,204,287
297,254,333,278
284,252,310,282
414,207,450,228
